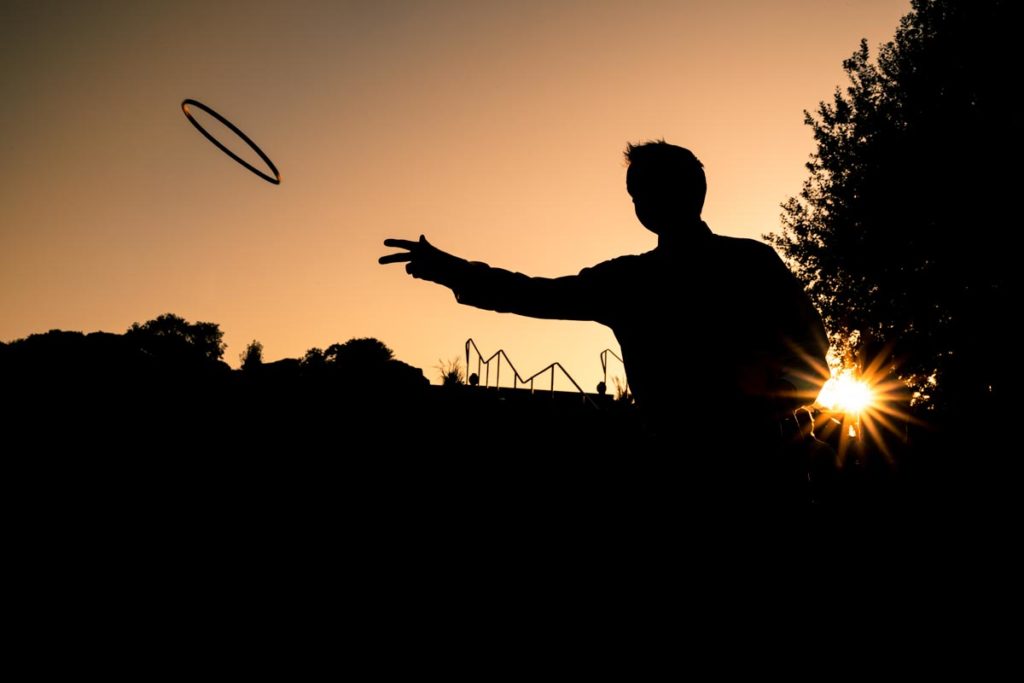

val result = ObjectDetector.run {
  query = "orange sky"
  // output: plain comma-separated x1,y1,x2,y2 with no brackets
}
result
1,0,909,391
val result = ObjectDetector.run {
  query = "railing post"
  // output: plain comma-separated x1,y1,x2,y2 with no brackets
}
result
599,349,627,396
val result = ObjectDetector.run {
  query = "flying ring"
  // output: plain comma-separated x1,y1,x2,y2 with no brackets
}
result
181,98,281,185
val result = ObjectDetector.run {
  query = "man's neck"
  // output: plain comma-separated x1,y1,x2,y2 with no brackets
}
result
657,220,713,249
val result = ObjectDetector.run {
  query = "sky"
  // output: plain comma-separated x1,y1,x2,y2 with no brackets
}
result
1,0,910,391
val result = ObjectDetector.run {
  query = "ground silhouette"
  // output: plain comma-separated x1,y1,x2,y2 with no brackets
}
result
1,314,943,505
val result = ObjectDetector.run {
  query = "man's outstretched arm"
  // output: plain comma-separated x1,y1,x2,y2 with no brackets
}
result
379,235,603,322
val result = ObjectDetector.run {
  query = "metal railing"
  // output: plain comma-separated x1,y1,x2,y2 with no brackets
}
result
599,348,631,395
465,338,592,404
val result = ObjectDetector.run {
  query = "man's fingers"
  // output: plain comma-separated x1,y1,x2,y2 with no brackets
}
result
379,252,415,264
380,237,419,264
383,238,420,250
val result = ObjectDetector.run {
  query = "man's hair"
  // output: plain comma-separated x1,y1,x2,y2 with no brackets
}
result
624,140,706,215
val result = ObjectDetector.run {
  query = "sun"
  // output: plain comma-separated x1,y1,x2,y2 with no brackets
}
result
817,369,875,414
806,341,926,467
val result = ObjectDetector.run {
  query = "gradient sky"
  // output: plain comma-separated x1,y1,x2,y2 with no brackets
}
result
1,0,909,391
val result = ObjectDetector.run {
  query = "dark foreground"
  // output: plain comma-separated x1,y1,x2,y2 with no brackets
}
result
4,328,1006,520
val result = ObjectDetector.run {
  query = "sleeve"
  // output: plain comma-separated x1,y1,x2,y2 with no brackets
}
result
761,245,830,403
449,259,621,323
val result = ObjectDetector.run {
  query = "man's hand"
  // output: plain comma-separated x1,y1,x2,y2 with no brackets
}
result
379,235,466,287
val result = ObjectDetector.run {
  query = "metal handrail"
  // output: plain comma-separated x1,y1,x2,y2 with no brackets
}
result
465,338,593,404
599,349,630,394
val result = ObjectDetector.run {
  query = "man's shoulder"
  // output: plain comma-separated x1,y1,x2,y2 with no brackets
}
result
712,235,783,264
578,251,653,277
712,234,777,254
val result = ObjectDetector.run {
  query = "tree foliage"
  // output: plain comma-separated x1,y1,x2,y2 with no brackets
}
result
324,337,394,367
240,339,264,370
766,0,1011,412
127,313,227,362
301,347,327,371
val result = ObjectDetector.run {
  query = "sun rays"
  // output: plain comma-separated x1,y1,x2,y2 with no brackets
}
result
812,344,921,464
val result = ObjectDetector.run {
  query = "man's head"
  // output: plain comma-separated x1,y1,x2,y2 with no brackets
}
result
625,141,706,235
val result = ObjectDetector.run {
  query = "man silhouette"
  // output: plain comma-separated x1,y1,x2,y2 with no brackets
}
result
380,141,828,451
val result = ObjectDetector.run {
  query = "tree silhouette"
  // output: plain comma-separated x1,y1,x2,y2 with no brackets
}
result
324,337,394,367
240,339,264,371
301,347,327,373
766,0,1011,417
127,313,227,362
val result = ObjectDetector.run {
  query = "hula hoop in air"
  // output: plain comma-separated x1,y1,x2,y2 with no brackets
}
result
181,98,281,185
